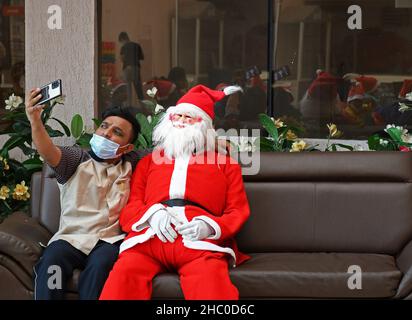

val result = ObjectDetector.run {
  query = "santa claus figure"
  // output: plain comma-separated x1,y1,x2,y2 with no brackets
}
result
99,84,250,300
373,79,412,126
342,76,379,127
299,70,340,121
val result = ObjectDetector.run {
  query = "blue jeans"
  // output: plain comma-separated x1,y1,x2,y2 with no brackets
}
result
33,239,120,300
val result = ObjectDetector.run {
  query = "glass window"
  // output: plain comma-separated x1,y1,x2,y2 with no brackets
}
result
275,0,412,139
0,0,25,114
98,0,269,135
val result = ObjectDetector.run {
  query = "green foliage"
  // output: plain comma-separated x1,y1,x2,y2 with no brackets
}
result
257,113,303,152
368,125,412,151
0,95,67,217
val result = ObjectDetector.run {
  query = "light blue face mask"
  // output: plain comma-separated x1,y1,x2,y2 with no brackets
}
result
90,134,121,159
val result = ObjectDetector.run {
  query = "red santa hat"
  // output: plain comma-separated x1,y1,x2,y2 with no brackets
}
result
399,79,412,98
347,81,366,102
146,79,176,101
172,84,242,120
307,70,338,100
355,75,378,93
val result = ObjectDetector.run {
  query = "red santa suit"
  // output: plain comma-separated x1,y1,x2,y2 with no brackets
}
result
100,85,250,300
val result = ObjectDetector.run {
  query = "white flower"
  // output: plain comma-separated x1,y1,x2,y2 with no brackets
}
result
147,87,158,98
53,95,65,105
405,92,412,101
155,104,165,114
402,134,412,144
237,136,256,152
399,103,412,113
290,140,307,152
5,94,23,111
379,139,389,146
147,115,152,123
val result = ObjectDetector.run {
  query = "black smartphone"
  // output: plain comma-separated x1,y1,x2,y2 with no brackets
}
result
36,79,62,105
245,66,261,80
273,65,291,81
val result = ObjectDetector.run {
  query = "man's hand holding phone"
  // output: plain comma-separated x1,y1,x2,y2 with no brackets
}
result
25,88,45,124
25,80,62,124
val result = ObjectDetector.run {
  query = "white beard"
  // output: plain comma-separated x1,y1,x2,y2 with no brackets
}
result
153,111,217,159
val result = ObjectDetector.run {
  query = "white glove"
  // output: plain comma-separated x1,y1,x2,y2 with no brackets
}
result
176,220,214,241
147,209,178,243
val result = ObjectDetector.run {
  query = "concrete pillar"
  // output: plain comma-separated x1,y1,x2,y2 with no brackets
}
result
25,0,98,146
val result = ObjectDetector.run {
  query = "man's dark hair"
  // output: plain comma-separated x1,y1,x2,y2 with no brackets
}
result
118,32,130,42
102,106,141,143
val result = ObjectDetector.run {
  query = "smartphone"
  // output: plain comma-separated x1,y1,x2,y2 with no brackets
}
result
36,79,62,105
273,65,291,81
245,66,261,80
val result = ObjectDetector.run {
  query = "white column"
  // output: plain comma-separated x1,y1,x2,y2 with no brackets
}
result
25,0,98,146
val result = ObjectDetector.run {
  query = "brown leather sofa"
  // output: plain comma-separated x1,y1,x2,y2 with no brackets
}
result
1,152,412,299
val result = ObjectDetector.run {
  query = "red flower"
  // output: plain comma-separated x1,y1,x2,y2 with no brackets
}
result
399,146,411,152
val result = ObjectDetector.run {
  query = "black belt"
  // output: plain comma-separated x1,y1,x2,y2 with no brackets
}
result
161,199,211,214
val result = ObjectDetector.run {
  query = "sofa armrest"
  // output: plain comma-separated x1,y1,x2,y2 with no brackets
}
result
395,239,412,299
0,212,52,277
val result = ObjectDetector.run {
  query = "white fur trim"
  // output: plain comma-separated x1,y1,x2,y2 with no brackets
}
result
169,156,190,199
347,94,364,102
170,103,212,122
182,238,237,267
130,203,166,232
223,85,243,96
193,215,221,240
119,229,155,253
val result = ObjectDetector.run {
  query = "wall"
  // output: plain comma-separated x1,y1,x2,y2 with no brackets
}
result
24,0,98,148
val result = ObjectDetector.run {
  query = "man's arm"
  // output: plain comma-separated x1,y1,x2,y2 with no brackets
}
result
25,88,62,167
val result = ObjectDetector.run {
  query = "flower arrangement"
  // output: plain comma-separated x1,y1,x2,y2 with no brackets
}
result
256,113,352,152
0,93,68,217
134,87,165,150
367,124,412,151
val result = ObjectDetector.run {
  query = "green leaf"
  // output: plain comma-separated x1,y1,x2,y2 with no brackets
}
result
367,134,381,151
136,133,148,149
141,100,156,112
386,127,402,143
258,137,275,151
136,113,152,144
258,113,278,142
333,143,354,151
0,136,25,156
51,117,71,137
44,125,64,138
71,114,84,139
151,113,163,128
92,118,102,128
18,143,37,157
76,133,92,148
306,144,320,152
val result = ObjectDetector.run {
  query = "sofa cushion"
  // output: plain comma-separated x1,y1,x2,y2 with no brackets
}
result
148,253,402,299
238,182,412,255
231,253,401,298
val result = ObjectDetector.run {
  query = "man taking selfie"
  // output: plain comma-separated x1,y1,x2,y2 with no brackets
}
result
26,88,145,299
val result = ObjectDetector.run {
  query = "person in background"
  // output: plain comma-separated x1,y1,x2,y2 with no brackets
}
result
119,32,145,102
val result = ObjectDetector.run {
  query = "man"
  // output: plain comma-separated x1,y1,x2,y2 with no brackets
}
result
26,88,145,299
100,84,250,300
119,31,144,102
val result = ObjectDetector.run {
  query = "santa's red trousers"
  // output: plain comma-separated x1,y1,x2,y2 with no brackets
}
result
99,236,238,300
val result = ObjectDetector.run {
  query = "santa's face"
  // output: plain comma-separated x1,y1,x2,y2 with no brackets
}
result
153,109,217,159
169,112,202,128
